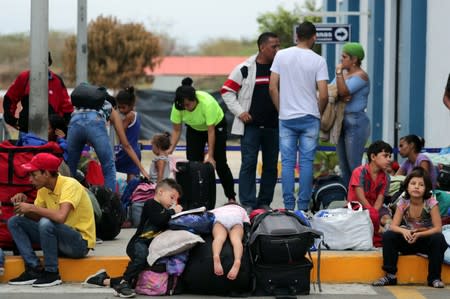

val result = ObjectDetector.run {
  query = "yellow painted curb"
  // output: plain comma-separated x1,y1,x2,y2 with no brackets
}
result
309,251,450,284
1,256,129,283
1,252,449,283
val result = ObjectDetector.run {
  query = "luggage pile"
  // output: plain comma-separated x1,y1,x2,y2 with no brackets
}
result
144,208,324,297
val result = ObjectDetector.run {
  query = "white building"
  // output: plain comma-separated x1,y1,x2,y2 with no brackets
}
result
322,0,450,149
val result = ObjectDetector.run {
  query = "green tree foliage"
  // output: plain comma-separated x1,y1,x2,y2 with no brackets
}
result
257,6,301,49
257,0,322,49
0,31,71,87
197,38,256,56
63,16,162,89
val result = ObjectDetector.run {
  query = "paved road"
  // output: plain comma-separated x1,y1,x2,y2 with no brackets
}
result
1,283,449,298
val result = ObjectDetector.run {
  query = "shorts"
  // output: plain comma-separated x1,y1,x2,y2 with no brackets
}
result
214,213,243,231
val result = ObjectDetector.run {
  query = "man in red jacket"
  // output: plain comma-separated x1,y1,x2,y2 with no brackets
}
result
3,52,73,132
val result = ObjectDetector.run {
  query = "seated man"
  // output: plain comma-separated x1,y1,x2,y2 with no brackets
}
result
8,153,95,287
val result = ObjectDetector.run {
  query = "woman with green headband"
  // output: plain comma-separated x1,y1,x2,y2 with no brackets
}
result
333,42,370,187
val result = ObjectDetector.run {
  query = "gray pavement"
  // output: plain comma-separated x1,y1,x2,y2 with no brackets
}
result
1,283,450,298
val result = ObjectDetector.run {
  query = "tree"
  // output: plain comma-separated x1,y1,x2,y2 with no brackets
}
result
63,16,162,89
197,38,256,56
257,0,322,49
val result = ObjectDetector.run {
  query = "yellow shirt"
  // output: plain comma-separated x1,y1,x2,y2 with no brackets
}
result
34,175,96,249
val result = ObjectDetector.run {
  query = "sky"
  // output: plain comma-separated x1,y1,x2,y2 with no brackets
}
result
0,0,306,49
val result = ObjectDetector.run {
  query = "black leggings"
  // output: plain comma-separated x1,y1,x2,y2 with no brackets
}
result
185,118,236,199
381,230,447,284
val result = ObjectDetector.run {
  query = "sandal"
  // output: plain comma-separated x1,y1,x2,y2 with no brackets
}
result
372,275,397,286
430,279,445,288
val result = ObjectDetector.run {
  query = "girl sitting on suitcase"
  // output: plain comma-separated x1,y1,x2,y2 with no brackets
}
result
211,203,250,280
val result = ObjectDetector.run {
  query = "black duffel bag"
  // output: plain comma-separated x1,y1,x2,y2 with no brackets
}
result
438,164,450,191
70,82,109,110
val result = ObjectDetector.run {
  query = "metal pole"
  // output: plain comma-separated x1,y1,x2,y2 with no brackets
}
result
29,0,49,140
76,0,88,85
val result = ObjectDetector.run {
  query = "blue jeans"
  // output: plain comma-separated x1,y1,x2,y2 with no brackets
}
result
279,115,320,210
239,125,279,208
336,112,370,187
67,111,117,191
8,216,89,272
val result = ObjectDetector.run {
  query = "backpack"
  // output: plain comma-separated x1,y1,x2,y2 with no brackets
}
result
438,164,450,191
70,82,108,110
85,187,102,223
311,175,347,212
249,210,322,264
120,176,141,210
249,210,324,296
90,186,125,240
434,189,450,216
135,253,188,296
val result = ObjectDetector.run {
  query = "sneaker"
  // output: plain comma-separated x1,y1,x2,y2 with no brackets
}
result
8,268,42,285
82,269,109,288
372,275,397,286
32,271,62,287
429,279,445,288
113,281,136,298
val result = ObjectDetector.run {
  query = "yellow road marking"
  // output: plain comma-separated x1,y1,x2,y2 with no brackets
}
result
386,286,426,299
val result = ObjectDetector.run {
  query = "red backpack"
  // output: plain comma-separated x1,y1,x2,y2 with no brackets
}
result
0,140,63,248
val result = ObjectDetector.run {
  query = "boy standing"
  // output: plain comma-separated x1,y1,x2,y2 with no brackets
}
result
83,178,183,298
347,140,392,247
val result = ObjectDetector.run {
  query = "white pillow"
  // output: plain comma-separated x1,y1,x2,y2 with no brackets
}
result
147,229,204,265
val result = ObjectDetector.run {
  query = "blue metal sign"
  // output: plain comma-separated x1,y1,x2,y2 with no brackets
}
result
293,24,351,44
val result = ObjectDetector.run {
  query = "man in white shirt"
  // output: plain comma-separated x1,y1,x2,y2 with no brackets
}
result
269,21,329,211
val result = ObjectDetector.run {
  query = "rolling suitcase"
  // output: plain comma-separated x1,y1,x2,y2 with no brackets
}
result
175,161,216,210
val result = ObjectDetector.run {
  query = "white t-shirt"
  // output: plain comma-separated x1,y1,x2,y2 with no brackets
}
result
271,46,329,120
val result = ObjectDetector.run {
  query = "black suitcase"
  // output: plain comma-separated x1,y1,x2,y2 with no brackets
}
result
175,161,216,210
179,233,252,296
253,258,313,296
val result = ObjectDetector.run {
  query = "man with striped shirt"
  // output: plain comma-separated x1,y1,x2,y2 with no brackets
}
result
221,32,280,214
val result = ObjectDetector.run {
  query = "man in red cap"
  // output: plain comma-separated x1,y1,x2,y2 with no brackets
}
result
7,153,96,287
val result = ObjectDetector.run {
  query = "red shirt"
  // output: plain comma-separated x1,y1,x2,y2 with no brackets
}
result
347,164,390,206
4,70,73,118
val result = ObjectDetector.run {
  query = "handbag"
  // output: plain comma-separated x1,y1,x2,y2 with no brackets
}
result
320,84,338,132
310,201,374,250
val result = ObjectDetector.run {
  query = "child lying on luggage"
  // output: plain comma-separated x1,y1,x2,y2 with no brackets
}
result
82,178,183,298
210,203,250,280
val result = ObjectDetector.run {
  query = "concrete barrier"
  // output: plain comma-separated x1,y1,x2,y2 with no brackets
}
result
2,251,449,284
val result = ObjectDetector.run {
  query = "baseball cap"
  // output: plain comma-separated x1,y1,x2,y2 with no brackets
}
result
21,153,62,173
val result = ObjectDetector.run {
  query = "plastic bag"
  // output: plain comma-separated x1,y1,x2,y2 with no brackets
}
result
310,202,374,250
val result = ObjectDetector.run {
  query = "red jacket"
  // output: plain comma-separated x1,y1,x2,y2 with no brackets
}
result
3,70,73,132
